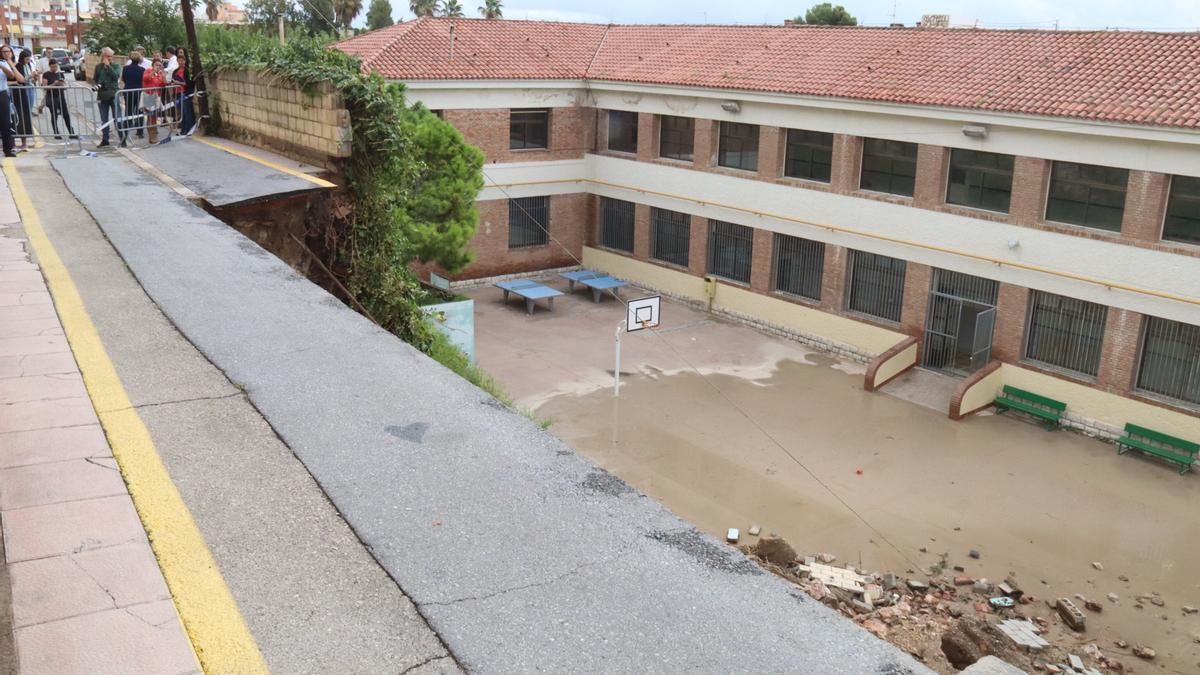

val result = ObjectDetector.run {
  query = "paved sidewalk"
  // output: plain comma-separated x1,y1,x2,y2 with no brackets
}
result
0,174,198,674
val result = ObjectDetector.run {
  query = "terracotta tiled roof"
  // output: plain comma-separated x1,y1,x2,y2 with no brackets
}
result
336,18,1200,130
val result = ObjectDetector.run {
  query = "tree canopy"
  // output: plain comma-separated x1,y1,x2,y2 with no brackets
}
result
794,3,857,26
84,0,187,53
477,0,501,18
366,0,394,29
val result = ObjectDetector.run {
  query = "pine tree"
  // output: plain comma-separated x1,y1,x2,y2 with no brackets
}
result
366,0,394,29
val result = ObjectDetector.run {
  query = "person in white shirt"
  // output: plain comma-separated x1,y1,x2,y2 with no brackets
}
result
164,47,178,80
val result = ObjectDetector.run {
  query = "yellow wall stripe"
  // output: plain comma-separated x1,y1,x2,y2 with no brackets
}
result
3,159,268,674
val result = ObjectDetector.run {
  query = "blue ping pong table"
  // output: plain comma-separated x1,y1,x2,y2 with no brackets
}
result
559,270,629,303
495,279,564,315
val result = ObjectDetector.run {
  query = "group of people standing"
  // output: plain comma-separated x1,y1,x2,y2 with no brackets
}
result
92,45,196,148
0,43,198,156
0,47,78,157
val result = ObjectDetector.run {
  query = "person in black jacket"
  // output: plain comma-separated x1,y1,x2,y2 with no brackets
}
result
121,52,145,142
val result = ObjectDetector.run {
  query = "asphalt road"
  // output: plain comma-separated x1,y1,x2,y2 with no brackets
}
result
51,151,930,673
24,157,455,674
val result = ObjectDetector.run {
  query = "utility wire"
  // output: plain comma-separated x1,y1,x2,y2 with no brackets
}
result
446,43,925,570
480,164,922,571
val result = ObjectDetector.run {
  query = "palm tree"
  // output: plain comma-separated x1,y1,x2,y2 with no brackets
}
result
333,0,364,27
409,0,436,16
439,0,464,17
205,0,220,21
477,0,501,18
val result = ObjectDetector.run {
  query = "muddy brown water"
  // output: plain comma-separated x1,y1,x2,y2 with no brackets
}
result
533,359,1200,672
470,287,1200,672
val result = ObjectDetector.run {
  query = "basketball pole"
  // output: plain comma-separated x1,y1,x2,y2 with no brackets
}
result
614,319,627,396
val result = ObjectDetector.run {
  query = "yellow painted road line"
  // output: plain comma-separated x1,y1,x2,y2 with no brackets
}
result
3,159,268,674
193,135,337,189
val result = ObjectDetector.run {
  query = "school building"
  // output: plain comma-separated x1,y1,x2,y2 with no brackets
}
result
338,18,1200,440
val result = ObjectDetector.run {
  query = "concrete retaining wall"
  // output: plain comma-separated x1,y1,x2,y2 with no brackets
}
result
208,68,351,169
864,336,918,391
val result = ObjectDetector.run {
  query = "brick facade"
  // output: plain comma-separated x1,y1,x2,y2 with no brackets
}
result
1122,171,1170,242
428,102,1197,417
444,106,595,164
444,194,589,279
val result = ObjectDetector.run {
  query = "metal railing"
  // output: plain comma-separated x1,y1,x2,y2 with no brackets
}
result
5,82,200,153
1136,316,1200,406
1024,290,1108,377
599,197,635,253
707,220,753,283
771,233,824,301
650,207,690,268
846,249,907,323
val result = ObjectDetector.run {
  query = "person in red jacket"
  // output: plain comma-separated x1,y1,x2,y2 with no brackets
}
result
140,58,168,144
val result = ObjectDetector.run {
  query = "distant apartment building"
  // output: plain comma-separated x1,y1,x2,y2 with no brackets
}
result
0,0,77,49
338,18,1200,439
198,2,246,25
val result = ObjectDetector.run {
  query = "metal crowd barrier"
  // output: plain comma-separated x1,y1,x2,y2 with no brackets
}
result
7,83,201,153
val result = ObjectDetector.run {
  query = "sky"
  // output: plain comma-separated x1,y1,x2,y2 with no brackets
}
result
386,0,1200,31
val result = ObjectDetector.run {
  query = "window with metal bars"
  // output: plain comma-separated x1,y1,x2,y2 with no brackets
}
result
1136,317,1200,406
650,207,690,267
771,233,824,301
508,196,549,249
860,138,917,197
1163,175,1200,245
946,149,1015,213
846,250,906,322
707,221,753,283
1045,161,1128,231
718,121,759,171
599,197,635,253
509,109,549,150
607,110,638,154
1023,291,1107,377
659,115,694,161
784,129,833,183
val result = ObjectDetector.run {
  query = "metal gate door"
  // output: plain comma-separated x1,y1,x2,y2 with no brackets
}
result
968,307,997,373
922,270,999,376
922,292,963,373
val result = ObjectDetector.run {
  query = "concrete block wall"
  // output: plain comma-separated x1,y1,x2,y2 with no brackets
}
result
209,69,351,169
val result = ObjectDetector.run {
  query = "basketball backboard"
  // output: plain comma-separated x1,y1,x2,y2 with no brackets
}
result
626,296,661,331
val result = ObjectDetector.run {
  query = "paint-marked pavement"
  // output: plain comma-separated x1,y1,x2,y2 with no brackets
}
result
0,165,205,674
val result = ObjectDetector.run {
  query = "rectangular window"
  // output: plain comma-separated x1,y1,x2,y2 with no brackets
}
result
846,250,906,322
509,109,548,150
1023,291,1107,377
946,149,1015,212
650,208,690,268
707,221,753,283
508,196,549,249
599,197,635,253
860,138,918,196
659,115,694,161
607,110,638,154
1163,175,1200,245
717,121,759,172
783,129,833,183
1136,317,1200,406
1045,161,1128,231
771,234,825,301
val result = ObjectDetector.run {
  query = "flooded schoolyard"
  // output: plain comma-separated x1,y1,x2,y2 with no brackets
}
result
468,280,1200,672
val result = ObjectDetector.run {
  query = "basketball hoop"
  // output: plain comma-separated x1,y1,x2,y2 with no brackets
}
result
614,296,661,396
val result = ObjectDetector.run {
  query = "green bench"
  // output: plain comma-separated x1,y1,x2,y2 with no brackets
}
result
1116,423,1198,475
993,385,1065,430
